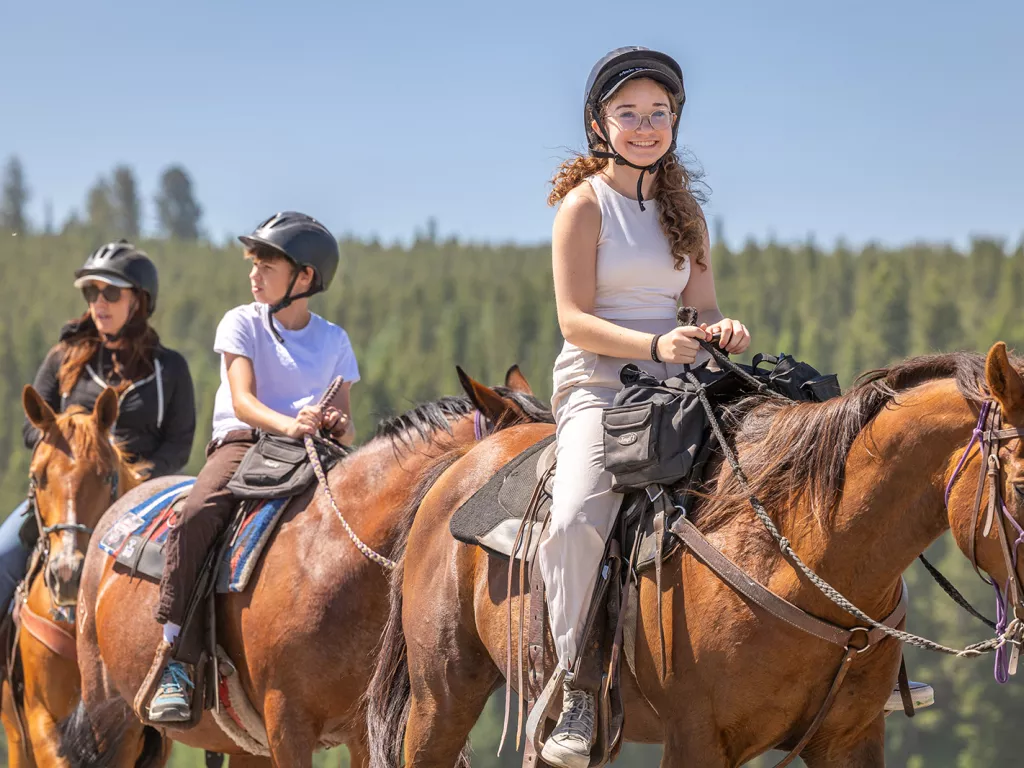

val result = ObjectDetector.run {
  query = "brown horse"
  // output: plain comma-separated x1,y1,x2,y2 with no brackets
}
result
368,343,1024,767
59,367,552,768
1,386,143,767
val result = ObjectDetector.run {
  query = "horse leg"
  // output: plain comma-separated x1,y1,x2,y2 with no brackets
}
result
403,633,497,768
658,724,730,768
1,681,31,768
26,698,72,768
801,717,886,768
228,756,274,768
263,689,317,768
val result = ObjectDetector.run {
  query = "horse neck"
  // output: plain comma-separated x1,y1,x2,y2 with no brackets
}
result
801,380,975,615
117,459,141,497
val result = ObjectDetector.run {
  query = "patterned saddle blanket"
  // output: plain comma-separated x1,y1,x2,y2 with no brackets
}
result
97,479,291,593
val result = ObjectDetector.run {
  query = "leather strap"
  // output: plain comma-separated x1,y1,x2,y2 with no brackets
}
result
523,551,548,767
652,492,668,679
897,656,915,717
670,516,908,649
17,599,77,662
772,648,858,768
967,413,993,579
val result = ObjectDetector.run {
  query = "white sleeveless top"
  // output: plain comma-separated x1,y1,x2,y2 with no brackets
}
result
587,175,690,321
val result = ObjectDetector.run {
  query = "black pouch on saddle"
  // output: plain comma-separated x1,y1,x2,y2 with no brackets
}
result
225,433,343,500
602,365,710,492
752,353,841,402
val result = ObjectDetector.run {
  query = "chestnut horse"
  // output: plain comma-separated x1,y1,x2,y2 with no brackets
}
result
1,387,143,768
59,367,552,768
368,343,1024,767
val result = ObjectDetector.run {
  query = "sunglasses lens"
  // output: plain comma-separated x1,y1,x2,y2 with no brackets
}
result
82,285,123,303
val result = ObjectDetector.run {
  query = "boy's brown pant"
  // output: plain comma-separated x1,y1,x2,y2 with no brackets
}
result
155,429,257,658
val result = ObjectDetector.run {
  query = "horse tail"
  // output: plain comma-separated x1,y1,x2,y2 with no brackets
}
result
134,726,165,768
365,448,470,768
58,698,130,768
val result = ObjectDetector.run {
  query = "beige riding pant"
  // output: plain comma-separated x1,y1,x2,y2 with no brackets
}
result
538,318,695,672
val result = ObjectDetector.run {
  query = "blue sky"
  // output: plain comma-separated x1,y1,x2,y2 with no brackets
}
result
1,0,1020,249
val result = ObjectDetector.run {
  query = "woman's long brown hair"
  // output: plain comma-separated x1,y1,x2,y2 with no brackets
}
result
58,291,160,395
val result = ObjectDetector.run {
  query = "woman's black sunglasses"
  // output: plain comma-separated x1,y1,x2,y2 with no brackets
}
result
81,284,124,304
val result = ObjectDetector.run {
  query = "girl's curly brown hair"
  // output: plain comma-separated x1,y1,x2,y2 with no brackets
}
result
548,89,709,272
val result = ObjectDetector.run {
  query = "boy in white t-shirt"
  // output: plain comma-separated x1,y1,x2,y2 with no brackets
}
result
145,211,360,723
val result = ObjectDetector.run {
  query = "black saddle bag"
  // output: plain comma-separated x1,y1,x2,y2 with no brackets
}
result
751,353,841,402
226,433,345,500
602,352,841,492
602,367,711,492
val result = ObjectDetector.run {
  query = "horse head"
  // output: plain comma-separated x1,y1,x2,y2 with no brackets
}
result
23,385,137,613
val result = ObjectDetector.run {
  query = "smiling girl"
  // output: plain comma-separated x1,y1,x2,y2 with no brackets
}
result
537,47,752,768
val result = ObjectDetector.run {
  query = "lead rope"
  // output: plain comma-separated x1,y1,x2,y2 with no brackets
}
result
303,379,397,570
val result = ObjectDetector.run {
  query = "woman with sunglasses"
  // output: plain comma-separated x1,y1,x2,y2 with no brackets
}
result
0,240,196,614
537,47,751,768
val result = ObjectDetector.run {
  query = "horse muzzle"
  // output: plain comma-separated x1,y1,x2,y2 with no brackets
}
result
46,549,85,607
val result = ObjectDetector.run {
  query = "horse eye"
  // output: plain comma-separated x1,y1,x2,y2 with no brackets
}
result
1013,481,1024,501
31,472,47,491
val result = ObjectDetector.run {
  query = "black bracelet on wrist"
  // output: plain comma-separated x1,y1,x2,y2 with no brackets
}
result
651,333,663,363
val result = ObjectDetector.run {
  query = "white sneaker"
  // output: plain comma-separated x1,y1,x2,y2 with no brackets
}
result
540,684,595,768
884,681,934,713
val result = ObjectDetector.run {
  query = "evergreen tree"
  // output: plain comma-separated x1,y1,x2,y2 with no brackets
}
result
155,165,203,240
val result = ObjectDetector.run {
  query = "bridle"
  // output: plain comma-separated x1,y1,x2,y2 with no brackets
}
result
945,400,1024,681
26,447,118,621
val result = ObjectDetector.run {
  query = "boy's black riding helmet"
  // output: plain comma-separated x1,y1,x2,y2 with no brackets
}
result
238,211,339,343
238,211,339,302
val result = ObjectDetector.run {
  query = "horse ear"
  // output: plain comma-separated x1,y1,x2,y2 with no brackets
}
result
985,342,1024,422
457,366,525,426
94,387,119,434
23,385,57,433
504,365,534,395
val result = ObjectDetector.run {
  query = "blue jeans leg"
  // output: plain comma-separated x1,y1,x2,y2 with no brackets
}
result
0,501,32,612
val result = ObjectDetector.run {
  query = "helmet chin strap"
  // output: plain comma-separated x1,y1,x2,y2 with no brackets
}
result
268,269,318,345
591,116,668,211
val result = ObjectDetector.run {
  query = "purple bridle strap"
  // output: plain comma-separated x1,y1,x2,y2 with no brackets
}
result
474,410,487,441
994,503,1024,683
945,401,991,507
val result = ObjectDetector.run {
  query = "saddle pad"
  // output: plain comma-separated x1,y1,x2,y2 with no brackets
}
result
98,481,290,593
449,435,555,561
450,435,683,572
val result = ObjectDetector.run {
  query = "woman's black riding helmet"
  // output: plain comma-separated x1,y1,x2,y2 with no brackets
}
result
584,46,686,210
74,240,159,315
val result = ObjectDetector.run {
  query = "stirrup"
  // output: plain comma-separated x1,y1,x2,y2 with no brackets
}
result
134,639,175,722
884,681,934,713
